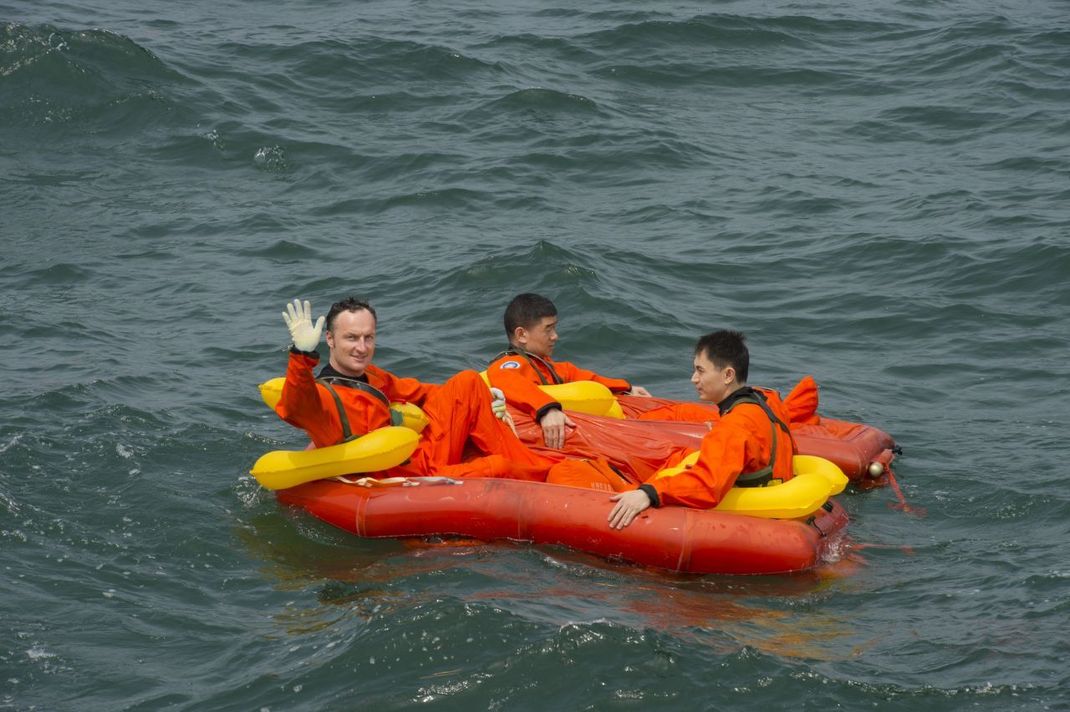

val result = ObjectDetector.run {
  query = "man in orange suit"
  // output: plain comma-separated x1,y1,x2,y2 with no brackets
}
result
486,293,651,449
275,297,552,481
608,330,797,528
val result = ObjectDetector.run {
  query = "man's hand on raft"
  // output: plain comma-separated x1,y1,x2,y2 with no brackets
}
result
282,298,325,352
539,408,574,449
628,386,652,397
608,489,652,529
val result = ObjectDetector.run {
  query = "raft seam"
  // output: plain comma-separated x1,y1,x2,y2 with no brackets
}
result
354,490,368,537
675,510,695,572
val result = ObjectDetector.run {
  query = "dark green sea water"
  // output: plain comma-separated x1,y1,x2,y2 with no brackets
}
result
2,0,1069,709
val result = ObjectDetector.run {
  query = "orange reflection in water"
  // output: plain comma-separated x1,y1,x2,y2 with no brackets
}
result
240,508,881,660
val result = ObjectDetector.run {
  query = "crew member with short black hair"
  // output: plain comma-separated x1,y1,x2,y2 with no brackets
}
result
487,293,651,449
608,330,796,528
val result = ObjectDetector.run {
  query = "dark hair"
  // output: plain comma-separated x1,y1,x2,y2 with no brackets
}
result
326,297,377,332
504,293,557,339
694,330,749,383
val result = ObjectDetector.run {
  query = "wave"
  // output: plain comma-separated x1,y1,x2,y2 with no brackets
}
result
221,36,504,86
480,87,602,116
0,23,186,132
580,14,816,53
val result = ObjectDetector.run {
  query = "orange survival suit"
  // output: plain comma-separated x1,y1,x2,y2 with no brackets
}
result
636,386,797,509
486,348,632,421
275,349,553,480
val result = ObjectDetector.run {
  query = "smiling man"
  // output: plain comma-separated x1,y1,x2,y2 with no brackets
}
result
486,293,651,449
607,330,797,529
274,297,553,481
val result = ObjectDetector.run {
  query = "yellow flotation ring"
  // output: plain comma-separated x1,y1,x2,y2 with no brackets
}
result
540,381,626,419
477,372,626,419
258,377,430,432
651,453,848,519
250,426,420,491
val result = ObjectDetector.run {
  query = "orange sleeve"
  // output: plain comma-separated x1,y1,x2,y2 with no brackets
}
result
649,421,752,509
554,360,631,393
636,402,720,422
274,351,345,449
367,364,438,406
486,354,561,419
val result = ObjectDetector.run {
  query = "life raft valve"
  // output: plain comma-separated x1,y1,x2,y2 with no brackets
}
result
867,461,885,478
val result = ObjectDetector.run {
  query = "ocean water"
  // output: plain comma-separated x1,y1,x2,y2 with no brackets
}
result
2,0,1069,709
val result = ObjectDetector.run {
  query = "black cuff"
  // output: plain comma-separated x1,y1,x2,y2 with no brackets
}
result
535,402,563,421
289,345,319,358
638,484,660,508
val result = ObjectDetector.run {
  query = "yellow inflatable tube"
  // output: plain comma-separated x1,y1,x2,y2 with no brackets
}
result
477,372,626,419
540,381,626,419
258,377,430,432
652,453,848,519
250,426,420,491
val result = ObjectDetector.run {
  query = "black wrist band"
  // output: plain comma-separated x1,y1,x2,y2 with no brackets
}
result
638,484,661,508
535,402,563,421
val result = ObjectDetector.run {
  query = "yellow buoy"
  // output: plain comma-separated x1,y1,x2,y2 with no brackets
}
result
477,371,625,419
250,426,420,490
651,454,848,519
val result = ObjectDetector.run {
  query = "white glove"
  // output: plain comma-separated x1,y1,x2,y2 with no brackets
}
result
489,387,508,420
282,299,325,352
489,387,518,436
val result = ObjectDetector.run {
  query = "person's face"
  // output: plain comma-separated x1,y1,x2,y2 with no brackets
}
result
691,349,736,403
516,316,558,358
325,309,376,376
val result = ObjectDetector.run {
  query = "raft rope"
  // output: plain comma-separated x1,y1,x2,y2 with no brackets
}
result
882,446,919,515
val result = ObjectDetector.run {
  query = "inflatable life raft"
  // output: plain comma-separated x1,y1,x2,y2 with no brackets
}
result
253,375,882,573
253,375,894,490
276,475,849,575
467,371,898,484
499,380,898,486
256,425,852,573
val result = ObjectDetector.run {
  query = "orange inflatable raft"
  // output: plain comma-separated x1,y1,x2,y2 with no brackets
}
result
276,476,849,575
509,378,899,487
258,375,888,575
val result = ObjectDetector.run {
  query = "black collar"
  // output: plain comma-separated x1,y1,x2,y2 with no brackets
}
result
317,362,369,384
717,386,761,415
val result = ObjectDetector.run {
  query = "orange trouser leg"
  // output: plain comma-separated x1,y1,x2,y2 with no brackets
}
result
430,455,545,481
784,375,820,425
547,458,633,492
412,370,554,479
